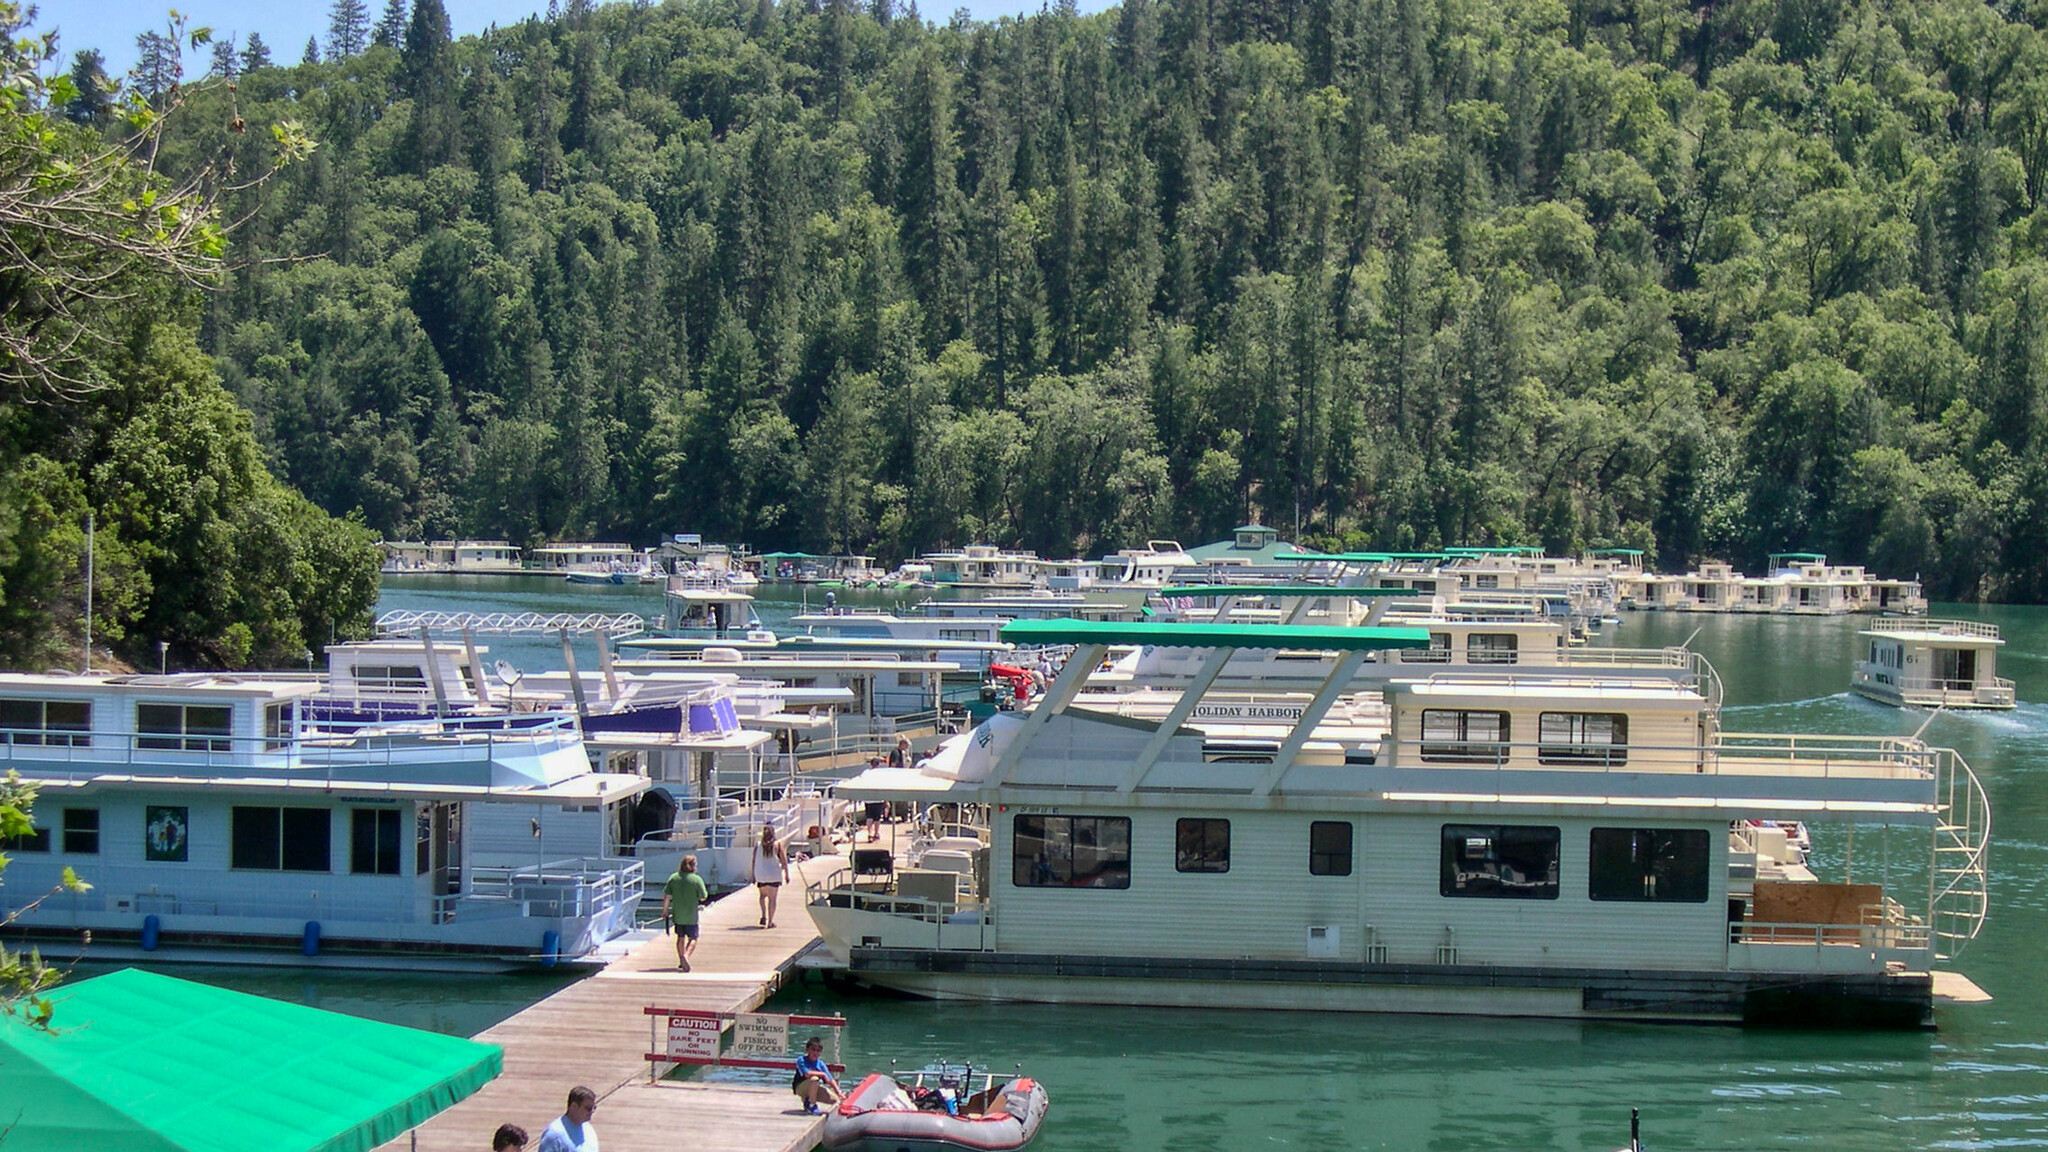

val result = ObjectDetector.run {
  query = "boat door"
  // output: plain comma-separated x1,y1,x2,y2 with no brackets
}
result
1935,648,1975,691
420,801,462,921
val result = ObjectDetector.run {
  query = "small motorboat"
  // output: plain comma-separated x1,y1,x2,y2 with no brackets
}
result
822,1064,1049,1152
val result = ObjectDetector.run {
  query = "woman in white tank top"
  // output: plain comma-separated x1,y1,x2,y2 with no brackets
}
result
754,824,788,928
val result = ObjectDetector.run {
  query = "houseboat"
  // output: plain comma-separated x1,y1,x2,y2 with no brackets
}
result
0,671,648,968
921,546,1042,588
804,620,1990,1028
1852,619,2016,710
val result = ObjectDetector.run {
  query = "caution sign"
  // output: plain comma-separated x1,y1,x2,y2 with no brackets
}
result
732,1013,789,1056
665,1012,721,1063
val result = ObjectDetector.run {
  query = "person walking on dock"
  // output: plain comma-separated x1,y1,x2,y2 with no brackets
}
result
662,854,709,971
755,824,789,928
538,1086,599,1152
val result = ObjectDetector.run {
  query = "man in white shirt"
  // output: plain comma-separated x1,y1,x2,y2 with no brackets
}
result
537,1086,599,1152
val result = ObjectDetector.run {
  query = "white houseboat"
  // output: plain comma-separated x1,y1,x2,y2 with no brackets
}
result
804,620,1990,1028
0,671,648,968
1852,619,2016,710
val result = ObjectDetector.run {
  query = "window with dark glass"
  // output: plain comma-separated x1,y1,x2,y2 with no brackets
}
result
355,665,428,690
1012,814,1131,889
1537,712,1629,765
1309,821,1353,876
1175,818,1230,873
1589,828,1709,902
264,701,294,750
1400,633,1453,663
1419,709,1510,763
1467,634,1519,664
0,698,92,746
61,808,99,854
137,703,233,752
231,806,331,871
1440,824,1560,899
351,808,403,875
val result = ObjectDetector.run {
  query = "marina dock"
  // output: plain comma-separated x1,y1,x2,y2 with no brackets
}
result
380,856,843,1152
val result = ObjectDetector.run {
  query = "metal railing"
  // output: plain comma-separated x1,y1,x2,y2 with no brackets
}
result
1384,730,1943,779
1866,617,2001,639
0,717,583,779
462,857,645,920
1852,667,2016,706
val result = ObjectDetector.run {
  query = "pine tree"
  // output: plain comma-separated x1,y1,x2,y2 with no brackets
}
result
328,0,371,58
209,34,239,79
63,49,114,125
302,35,322,64
133,30,180,105
374,0,409,47
240,31,272,71
398,0,460,171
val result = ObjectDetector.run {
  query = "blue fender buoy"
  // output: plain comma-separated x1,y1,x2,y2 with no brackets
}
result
302,921,321,957
540,929,561,967
141,914,160,951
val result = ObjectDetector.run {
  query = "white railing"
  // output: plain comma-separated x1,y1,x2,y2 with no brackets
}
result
461,857,645,920
0,716,583,780
1852,667,2016,707
1383,730,1941,779
1866,617,2000,639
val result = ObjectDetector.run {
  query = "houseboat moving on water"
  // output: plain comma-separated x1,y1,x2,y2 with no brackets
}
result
807,620,1992,1028
0,670,648,968
1852,619,2017,710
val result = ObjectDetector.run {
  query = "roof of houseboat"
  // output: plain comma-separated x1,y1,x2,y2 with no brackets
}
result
1157,585,1411,599
998,619,1436,650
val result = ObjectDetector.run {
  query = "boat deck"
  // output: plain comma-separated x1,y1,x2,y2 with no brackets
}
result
380,855,843,1152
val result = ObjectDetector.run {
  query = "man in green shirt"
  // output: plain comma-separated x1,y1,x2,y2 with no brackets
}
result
662,854,710,970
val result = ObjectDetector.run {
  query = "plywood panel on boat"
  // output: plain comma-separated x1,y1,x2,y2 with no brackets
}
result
376,854,841,1152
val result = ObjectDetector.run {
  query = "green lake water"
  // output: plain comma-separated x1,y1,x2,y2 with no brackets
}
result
123,582,2048,1149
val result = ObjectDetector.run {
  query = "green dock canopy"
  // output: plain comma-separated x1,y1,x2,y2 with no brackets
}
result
0,968,502,1152
1157,585,1410,599
1000,618,1435,651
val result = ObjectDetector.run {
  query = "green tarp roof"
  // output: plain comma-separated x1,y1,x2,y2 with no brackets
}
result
1157,585,1409,599
1000,618,1434,651
0,968,501,1152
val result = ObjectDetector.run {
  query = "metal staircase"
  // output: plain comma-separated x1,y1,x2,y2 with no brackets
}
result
1931,747,1991,960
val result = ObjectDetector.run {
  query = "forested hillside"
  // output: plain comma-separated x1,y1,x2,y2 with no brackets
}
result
121,0,2048,598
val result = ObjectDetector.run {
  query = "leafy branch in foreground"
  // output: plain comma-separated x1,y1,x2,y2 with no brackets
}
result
0,770,90,1030
0,3,312,403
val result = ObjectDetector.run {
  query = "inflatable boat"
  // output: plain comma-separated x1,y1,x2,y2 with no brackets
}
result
822,1066,1050,1152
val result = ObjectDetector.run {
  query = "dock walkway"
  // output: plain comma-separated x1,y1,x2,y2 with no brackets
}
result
380,856,841,1152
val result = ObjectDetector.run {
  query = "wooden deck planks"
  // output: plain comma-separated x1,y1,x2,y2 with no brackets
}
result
377,854,843,1152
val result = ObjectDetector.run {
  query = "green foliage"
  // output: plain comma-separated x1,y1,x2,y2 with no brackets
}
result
83,0,2048,597
0,8,377,671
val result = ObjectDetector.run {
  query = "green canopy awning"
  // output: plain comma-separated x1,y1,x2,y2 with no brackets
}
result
0,968,501,1152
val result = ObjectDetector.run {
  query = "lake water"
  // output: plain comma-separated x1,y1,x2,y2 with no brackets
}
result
157,582,2048,1148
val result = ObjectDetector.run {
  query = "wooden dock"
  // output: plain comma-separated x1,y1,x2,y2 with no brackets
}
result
379,856,843,1152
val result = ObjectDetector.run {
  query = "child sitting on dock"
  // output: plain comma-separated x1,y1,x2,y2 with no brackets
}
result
792,1036,842,1115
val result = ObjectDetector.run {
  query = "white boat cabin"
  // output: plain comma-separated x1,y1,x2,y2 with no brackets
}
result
1853,619,2015,709
0,671,647,968
804,620,1989,1028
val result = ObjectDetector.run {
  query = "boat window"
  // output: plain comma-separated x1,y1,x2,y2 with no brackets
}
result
231,806,332,872
1175,818,1230,873
61,808,99,854
353,665,429,691
1588,828,1709,902
264,701,294,750
1398,634,1453,664
0,698,92,746
1012,814,1131,889
137,703,233,752
1419,710,1510,763
1440,824,1559,899
1536,712,1629,766
1473,574,1500,589
351,808,405,875
1309,821,1353,876
1466,634,1519,664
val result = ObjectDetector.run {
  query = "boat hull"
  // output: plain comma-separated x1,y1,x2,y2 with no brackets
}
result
835,948,1936,1029
824,1074,1049,1152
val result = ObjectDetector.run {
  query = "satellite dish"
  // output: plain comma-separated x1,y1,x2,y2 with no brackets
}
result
494,660,524,687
